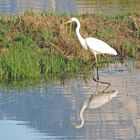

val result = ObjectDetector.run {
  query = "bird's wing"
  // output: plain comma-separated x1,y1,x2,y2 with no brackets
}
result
85,37,117,55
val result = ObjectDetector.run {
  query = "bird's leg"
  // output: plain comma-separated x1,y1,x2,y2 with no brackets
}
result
102,54,107,58
95,80,99,94
93,77,111,93
94,54,99,81
93,54,111,92
96,66,99,81
101,82,111,93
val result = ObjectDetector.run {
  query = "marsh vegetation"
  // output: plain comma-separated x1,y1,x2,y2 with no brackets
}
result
0,12,140,83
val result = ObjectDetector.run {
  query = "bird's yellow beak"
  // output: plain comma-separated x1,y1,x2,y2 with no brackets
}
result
64,20,72,25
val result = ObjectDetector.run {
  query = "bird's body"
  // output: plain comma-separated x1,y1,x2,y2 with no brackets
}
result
66,18,117,56
65,18,118,128
65,17,117,80
83,37,117,55
71,90,118,129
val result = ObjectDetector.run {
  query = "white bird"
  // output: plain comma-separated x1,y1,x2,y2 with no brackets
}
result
65,18,117,80
72,90,118,129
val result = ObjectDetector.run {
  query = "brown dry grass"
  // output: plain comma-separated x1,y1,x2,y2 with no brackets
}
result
1,12,140,60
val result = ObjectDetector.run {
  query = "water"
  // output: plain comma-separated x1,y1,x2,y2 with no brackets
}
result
0,61,140,139
0,0,140,15
0,1,140,139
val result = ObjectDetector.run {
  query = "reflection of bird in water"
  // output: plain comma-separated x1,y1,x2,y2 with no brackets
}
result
65,18,117,80
71,90,118,129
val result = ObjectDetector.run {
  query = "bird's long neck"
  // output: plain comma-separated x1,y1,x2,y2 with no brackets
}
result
75,105,85,129
74,97,90,129
75,21,87,50
76,22,83,41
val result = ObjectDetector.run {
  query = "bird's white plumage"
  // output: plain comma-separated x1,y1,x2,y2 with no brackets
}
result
65,17,117,81
66,17,117,57
85,37,117,55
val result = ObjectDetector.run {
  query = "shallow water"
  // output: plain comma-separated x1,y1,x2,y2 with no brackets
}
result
0,0,140,15
0,61,140,139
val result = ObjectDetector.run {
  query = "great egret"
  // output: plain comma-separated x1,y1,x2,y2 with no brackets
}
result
71,89,118,129
65,18,117,80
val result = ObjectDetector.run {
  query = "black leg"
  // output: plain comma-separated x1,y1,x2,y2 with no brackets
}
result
93,63,111,93
93,53,111,93
93,76,111,93
96,66,99,81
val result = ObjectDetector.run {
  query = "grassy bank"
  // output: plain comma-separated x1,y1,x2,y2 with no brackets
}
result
0,12,140,82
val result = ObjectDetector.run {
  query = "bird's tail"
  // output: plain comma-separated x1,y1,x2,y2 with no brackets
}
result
111,48,117,55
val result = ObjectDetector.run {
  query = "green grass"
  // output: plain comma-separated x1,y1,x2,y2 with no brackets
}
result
0,12,140,83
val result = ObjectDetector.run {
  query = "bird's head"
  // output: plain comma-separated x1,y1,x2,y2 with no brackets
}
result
64,17,79,25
